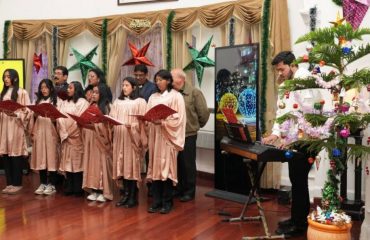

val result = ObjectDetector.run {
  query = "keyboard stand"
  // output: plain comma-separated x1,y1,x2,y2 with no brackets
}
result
223,159,285,240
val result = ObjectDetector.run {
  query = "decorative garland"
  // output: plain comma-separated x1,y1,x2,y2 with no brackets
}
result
308,6,317,70
3,20,11,59
229,17,235,46
52,26,58,69
332,0,343,6
166,10,175,71
260,0,272,134
101,18,108,76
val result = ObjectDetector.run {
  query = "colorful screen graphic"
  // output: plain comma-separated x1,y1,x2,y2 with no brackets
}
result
215,44,259,142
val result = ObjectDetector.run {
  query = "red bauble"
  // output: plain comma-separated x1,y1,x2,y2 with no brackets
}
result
285,91,290,99
302,55,309,62
293,103,299,109
308,157,315,164
319,60,326,66
320,100,325,105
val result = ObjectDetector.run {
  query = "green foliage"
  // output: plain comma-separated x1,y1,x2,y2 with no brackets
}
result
3,20,10,59
101,18,108,76
333,113,362,131
278,77,319,97
304,114,328,127
342,69,370,89
166,10,175,71
260,0,271,134
275,113,297,124
345,43,370,67
332,0,342,6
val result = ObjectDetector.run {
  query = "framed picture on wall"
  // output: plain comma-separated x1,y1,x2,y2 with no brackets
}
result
0,59,26,91
118,0,178,5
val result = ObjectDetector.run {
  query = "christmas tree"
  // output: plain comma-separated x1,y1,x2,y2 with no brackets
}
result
276,19,370,225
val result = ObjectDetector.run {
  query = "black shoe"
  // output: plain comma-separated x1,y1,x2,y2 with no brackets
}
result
275,225,306,238
64,191,74,196
124,199,138,208
148,203,162,213
116,196,129,207
278,218,293,228
160,204,173,214
179,195,194,202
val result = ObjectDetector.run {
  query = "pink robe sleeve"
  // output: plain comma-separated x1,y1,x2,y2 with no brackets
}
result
162,92,186,151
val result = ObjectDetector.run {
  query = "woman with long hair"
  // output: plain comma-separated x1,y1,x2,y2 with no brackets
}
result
82,83,114,202
111,77,147,208
57,81,89,196
0,69,31,194
146,70,186,214
31,79,60,195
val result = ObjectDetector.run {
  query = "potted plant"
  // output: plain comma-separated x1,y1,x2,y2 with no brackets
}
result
275,20,370,240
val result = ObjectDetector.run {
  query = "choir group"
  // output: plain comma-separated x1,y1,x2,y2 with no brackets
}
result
0,64,187,214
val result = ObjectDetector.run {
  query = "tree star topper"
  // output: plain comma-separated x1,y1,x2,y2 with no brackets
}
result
122,41,154,67
183,36,215,86
68,45,100,85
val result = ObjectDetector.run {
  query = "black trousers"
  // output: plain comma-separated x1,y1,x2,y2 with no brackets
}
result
65,172,83,194
288,148,316,227
177,135,197,197
2,155,24,186
39,170,58,186
152,180,173,207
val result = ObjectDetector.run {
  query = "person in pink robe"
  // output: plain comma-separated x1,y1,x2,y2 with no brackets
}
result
146,70,186,214
30,79,60,195
110,77,147,208
57,81,89,197
82,83,114,202
0,69,31,194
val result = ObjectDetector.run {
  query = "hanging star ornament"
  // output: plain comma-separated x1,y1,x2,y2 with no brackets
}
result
68,45,100,85
122,41,154,67
183,36,215,86
33,53,43,74
329,11,345,27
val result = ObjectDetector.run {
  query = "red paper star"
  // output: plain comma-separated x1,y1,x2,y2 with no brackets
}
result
122,42,154,67
33,53,43,74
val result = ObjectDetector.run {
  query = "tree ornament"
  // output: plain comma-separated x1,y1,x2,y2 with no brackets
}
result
278,102,286,109
330,160,336,169
367,137,370,145
68,46,100,85
284,91,290,99
338,36,347,46
332,148,341,157
319,60,326,66
306,43,313,52
293,103,299,109
302,54,309,62
122,41,154,67
340,102,351,112
308,157,315,164
343,0,370,29
285,150,294,159
314,102,323,110
313,66,321,74
33,53,43,74
340,128,350,138
298,129,304,139
183,36,215,86
320,100,325,105
366,84,370,92
366,166,369,175
329,11,345,27
342,46,351,55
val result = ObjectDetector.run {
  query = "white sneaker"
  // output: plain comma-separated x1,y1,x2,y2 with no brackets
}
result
87,192,98,201
96,194,106,203
43,184,56,195
34,184,47,195
2,185,13,194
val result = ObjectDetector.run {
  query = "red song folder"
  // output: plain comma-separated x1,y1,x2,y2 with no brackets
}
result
27,103,67,119
131,104,177,122
98,115,124,126
67,113,92,128
221,107,238,124
81,105,103,123
0,100,24,112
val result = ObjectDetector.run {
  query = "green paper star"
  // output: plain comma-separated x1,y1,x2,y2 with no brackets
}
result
183,36,215,86
68,45,100,85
